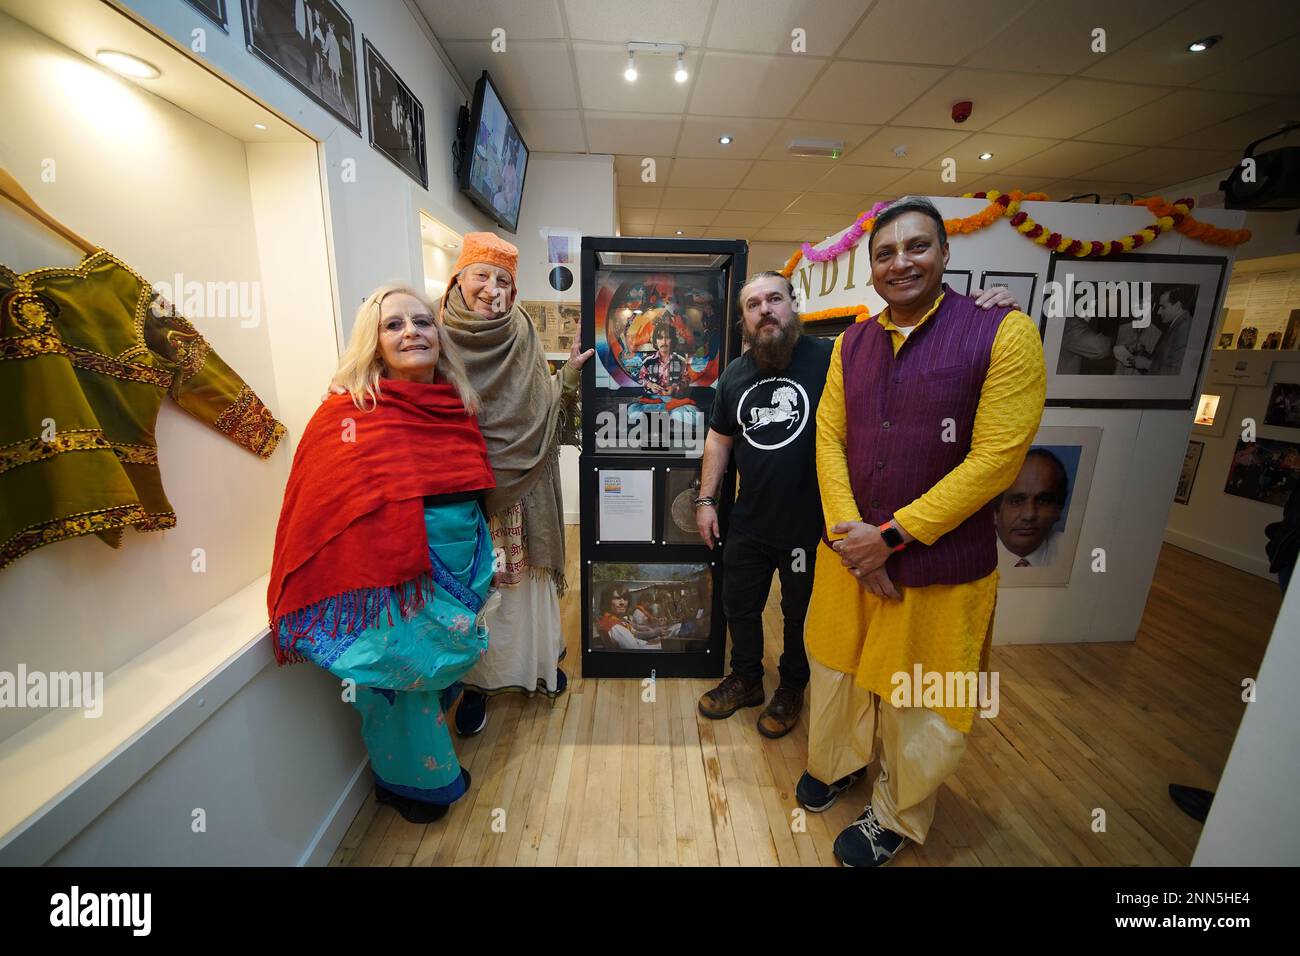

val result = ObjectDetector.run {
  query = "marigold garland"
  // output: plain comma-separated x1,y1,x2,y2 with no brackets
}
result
779,189,1250,278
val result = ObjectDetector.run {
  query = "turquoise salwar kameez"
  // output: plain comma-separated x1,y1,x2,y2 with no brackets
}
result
277,500,493,805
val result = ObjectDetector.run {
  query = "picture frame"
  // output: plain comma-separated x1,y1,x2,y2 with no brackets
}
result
1191,385,1235,438
1224,436,1300,506
980,271,1039,318
662,466,703,546
184,0,228,31
596,468,655,544
242,0,361,135
942,269,972,296
1175,440,1204,505
1039,253,1228,409
363,38,427,189
1264,382,1300,429
994,425,1102,588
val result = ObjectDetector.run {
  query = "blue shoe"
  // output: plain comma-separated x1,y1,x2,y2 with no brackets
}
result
455,689,487,736
554,668,568,695
833,805,907,867
796,768,865,812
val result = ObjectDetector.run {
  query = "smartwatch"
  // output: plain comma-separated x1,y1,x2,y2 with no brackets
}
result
880,520,906,552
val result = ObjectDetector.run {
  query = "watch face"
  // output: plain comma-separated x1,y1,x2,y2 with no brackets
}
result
882,527,902,548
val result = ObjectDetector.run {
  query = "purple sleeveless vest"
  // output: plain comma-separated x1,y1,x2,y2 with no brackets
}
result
839,284,1011,587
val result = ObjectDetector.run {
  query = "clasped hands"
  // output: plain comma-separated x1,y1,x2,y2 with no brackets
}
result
830,521,901,601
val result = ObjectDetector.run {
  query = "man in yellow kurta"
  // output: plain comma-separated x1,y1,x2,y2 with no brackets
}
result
796,197,1046,867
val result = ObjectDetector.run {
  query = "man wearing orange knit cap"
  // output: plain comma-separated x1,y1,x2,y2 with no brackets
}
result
438,232,593,734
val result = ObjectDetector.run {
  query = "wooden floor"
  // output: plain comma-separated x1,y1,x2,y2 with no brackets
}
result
330,533,1280,867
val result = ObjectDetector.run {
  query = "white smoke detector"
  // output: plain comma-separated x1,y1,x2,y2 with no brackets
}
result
787,138,844,159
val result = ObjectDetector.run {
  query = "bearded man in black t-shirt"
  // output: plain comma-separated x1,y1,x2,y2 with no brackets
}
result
695,271,832,737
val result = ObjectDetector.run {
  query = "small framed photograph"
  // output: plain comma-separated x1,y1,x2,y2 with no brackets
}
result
185,0,228,30
1191,386,1234,437
1224,436,1300,506
1263,382,1300,429
995,425,1102,587
980,271,1039,317
1039,253,1228,408
1217,332,1236,349
1175,440,1204,505
588,562,713,654
942,269,971,296
662,466,702,546
242,0,361,134
363,38,427,189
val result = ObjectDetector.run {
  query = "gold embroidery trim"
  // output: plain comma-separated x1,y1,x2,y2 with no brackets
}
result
0,429,110,475
214,385,286,459
0,504,177,572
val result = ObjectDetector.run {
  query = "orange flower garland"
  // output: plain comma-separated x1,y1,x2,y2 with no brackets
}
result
780,190,1250,277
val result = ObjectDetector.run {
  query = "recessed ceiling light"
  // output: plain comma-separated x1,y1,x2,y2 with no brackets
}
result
1188,35,1221,52
978,152,994,160
624,52,637,82
719,135,732,145
675,230,683,235
95,50,160,79
253,123,267,130
675,54,688,84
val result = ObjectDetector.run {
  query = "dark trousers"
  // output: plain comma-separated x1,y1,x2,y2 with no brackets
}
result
722,528,815,689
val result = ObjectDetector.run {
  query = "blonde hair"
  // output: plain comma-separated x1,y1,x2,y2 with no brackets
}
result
334,283,480,414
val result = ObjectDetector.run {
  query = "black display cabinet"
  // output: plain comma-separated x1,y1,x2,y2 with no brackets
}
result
579,237,747,679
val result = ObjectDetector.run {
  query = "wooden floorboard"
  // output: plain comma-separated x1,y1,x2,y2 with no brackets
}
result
334,535,1280,867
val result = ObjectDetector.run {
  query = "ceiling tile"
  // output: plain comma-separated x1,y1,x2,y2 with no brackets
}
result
667,157,754,188
573,43,699,113
441,40,578,110
1083,89,1272,146
891,70,1061,131
651,225,709,237
656,209,718,226
838,0,1036,64
922,133,1059,175
704,226,759,240
880,169,967,196
711,209,776,227
987,79,1171,139
811,164,907,193
659,187,736,208
621,208,658,227
1162,99,1300,150
797,61,950,124
756,226,816,242
562,0,713,44
705,0,874,55
418,0,565,40
689,51,826,117
619,186,663,208
584,112,683,154
740,160,831,190
512,110,586,152
677,116,782,158
614,154,675,187
958,176,1061,196
1076,147,1243,186
847,126,971,168
760,120,878,160
725,189,801,211
748,241,801,272
972,0,1192,75
999,141,1143,178
1194,35,1300,95
1081,0,1300,86
785,192,872,215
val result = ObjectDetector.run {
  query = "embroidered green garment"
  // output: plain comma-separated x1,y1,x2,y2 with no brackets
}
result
0,249,286,570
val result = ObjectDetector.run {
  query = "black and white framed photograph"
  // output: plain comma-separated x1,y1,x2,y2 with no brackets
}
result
980,271,1039,318
1192,386,1235,438
942,269,971,296
1264,382,1300,429
363,38,427,189
185,0,228,30
1039,253,1228,408
241,0,361,134
662,466,702,546
588,562,712,653
1175,440,1205,505
994,425,1101,588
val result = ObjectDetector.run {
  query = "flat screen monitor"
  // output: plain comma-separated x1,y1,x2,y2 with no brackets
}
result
459,71,529,233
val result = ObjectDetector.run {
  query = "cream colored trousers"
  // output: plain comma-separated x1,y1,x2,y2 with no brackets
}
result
806,656,967,844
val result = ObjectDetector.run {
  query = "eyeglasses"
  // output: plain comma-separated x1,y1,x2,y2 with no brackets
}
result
382,314,436,333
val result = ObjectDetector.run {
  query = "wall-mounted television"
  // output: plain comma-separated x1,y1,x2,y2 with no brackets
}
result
458,71,529,233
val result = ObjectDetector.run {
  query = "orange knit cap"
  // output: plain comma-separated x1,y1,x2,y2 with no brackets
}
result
452,231,518,280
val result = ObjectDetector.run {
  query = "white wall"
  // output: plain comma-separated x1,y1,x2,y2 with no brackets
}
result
1193,575,1300,865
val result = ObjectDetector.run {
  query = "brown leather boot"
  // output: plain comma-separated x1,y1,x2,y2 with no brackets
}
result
756,685,803,739
698,672,765,719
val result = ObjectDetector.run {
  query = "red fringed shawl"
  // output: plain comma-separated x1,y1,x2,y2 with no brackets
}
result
267,379,494,663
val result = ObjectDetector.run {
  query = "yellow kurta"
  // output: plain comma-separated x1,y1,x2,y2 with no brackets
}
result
805,293,1046,731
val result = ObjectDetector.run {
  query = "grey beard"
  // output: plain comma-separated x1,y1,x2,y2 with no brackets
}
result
746,320,801,372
